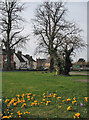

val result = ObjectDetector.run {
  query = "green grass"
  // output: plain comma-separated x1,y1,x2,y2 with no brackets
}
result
2,71,89,118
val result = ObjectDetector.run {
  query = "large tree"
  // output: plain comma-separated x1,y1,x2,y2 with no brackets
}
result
61,23,85,75
33,2,67,72
0,0,29,70
53,22,85,75
33,2,86,75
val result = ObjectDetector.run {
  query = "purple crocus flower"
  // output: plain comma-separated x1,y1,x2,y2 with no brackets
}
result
47,93,49,95
80,103,83,107
50,93,52,95
75,103,77,106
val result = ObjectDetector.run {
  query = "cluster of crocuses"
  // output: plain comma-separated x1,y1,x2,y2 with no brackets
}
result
1,91,89,119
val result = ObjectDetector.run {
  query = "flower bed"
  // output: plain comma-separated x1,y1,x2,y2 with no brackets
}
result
1,91,88,119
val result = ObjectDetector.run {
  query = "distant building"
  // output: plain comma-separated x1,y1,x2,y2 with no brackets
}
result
45,58,50,69
14,51,37,70
36,58,46,69
72,58,88,70
0,44,15,70
23,54,37,69
0,45,51,71
2,49,15,70
14,51,27,69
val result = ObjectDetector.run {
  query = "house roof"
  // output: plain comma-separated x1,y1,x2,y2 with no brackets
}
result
45,58,50,63
15,53,25,62
36,58,46,63
23,55,36,62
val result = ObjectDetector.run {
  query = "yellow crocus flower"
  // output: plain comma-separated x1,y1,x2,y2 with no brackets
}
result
67,106,71,111
85,97,88,102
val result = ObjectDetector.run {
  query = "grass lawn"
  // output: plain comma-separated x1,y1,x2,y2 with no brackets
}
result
2,71,89,119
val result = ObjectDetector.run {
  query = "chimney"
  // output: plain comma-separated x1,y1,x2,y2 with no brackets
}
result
30,56,32,59
26,54,30,58
17,51,22,56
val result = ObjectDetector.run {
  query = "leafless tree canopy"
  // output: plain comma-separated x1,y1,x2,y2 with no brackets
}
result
33,2,85,55
33,2,67,54
0,0,29,49
0,0,30,70
33,2,86,74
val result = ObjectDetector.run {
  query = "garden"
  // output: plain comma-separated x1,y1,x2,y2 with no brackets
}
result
1,71,89,119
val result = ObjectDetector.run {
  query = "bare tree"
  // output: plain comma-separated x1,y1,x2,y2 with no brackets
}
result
0,0,29,70
57,23,86,75
33,2,67,72
33,2,86,74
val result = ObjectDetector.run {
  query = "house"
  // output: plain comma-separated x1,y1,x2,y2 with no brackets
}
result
36,58,46,69
22,54,30,69
14,51,27,69
45,58,50,69
0,43,15,70
36,58,50,70
23,54,37,69
72,58,87,70
0,45,50,70
33,60,37,69
14,51,37,70
2,49,15,70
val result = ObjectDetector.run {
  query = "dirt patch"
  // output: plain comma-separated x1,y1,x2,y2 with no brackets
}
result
32,72,44,74
70,72,89,76
28,86,34,89
10,83,15,84
74,79,89,83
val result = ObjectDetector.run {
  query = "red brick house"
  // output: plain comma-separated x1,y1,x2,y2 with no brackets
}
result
36,58,46,69
2,49,15,70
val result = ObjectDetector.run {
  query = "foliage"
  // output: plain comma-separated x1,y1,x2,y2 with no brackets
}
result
78,58,86,63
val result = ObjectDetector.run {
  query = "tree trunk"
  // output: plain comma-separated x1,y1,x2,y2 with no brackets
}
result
54,52,62,75
49,56,54,72
57,59,61,75
6,49,12,71
64,55,72,75
63,47,73,75
64,64,70,75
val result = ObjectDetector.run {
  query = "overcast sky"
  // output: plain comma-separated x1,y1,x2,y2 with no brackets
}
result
16,2,87,62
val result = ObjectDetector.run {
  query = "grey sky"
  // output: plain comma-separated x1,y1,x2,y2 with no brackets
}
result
17,2,87,62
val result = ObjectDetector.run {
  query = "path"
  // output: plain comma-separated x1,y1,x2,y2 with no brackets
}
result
70,71,89,83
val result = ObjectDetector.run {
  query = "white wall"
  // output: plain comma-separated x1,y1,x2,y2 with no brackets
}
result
33,61,37,69
22,56,30,68
14,54,21,69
